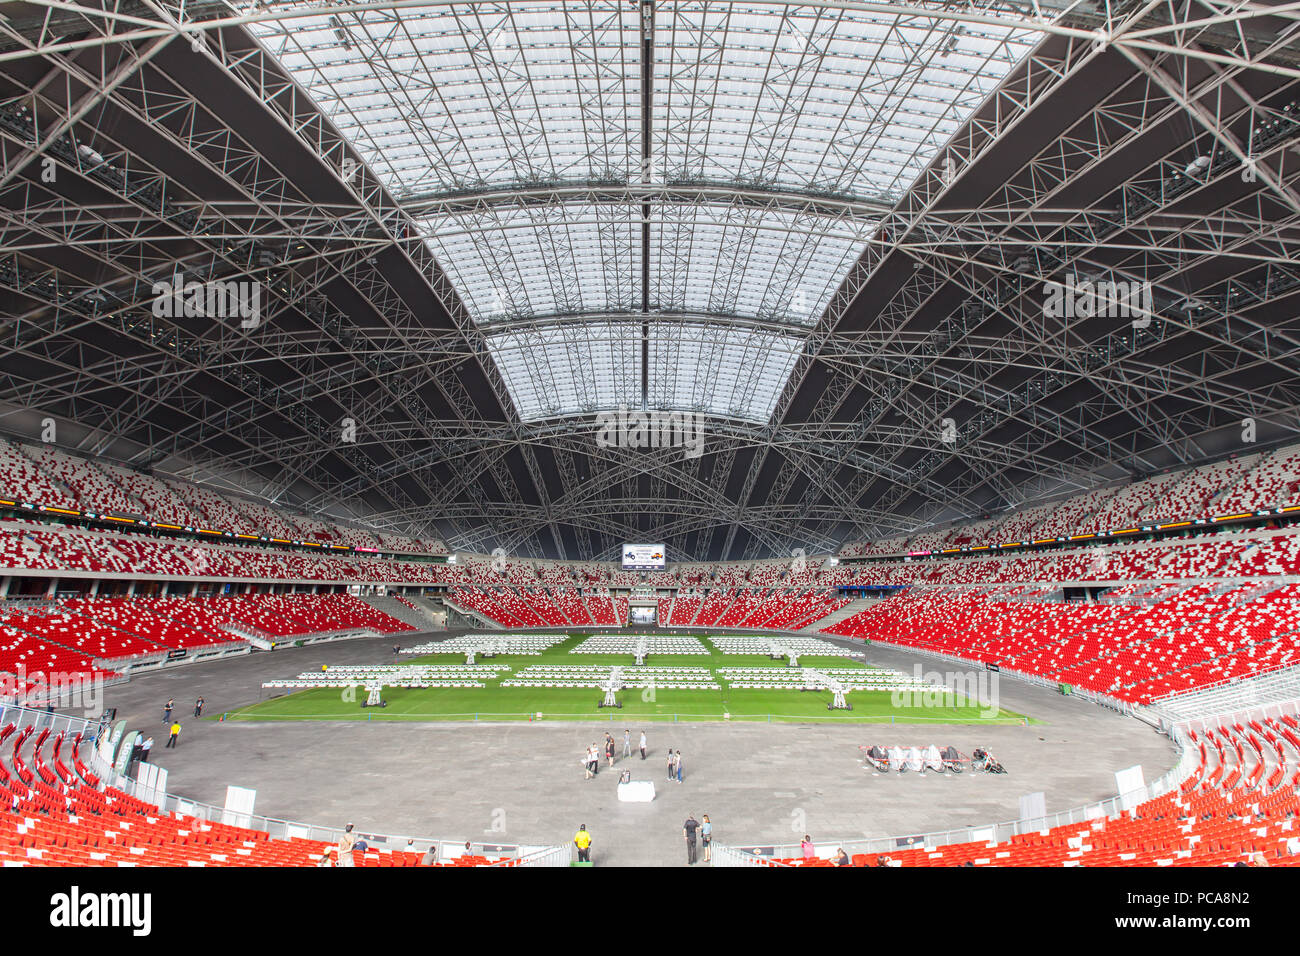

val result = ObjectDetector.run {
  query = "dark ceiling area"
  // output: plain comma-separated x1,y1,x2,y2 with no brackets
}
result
0,1,1298,561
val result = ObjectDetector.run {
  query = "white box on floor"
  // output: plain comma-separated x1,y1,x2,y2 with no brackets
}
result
616,780,655,802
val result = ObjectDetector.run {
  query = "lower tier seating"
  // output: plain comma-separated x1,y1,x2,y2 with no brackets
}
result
761,713,1300,867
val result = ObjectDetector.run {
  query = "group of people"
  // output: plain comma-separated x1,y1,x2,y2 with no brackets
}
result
682,813,711,864
665,748,684,783
583,730,650,778
801,835,892,866
572,815,714,865
128,735,154,766
159,697,201,749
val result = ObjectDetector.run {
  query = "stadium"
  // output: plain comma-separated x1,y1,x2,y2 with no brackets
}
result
0,0,1298,900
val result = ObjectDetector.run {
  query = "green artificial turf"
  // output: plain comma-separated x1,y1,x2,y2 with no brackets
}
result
223,634,1030,725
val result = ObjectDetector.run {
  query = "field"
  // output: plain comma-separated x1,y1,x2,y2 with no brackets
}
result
224,634,1030,724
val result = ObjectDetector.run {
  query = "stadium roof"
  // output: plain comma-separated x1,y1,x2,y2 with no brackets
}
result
1,0,1299,561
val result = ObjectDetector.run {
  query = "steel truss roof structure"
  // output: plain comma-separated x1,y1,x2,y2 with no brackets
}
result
1,0,1299,561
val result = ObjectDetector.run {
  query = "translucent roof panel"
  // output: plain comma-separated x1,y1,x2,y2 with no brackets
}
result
244,1,1044,422
654,3,1041,197
251,2,642,194
648,322,804,423
485,321,641,421
420,202,642,319
652,201,874,325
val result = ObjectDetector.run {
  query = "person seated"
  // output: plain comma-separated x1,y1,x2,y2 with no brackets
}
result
833,848,850,866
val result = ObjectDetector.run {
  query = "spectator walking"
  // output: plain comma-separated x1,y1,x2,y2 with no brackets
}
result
683,813,700,865
590,742,600,776
194,696,204,718
573,824,592,863
141,736,153,762
675,750,684,783
165,721,180,748
701,814,713,863
622,729,632,760
639,730,647,760
162,698,174,724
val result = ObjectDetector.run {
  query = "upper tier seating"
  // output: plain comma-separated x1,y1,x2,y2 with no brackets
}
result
100,465,203,527
21,446,142,516
1214,442,1300,514
0,440,78,509
164,480,253,533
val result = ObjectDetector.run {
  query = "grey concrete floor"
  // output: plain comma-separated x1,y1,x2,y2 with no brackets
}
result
93,632,1178,867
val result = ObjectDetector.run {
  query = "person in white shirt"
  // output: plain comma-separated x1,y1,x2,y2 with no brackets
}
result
639,731,647,760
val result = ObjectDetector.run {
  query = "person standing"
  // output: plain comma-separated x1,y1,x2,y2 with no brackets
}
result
584,745,595,779
683,813,700,865
666,749,675,780
701,814,713,863
140,736,153,763
573,824,592,863
194,696,204,718
622,729,632,760
336,823,357,867
639,730,647,760
675,750,684,783
165,721,180,748
162,698,174,725
591,742,600,776
605,733,615,769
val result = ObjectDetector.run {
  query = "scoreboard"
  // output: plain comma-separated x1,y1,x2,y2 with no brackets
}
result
621,543,666,571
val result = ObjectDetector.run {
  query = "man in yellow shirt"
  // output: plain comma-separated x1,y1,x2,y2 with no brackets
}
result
573,824,592,863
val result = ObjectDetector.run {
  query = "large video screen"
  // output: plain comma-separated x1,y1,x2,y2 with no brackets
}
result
621,543,666,571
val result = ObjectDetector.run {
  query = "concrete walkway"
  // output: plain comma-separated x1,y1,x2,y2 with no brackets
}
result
97,633,1178,867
